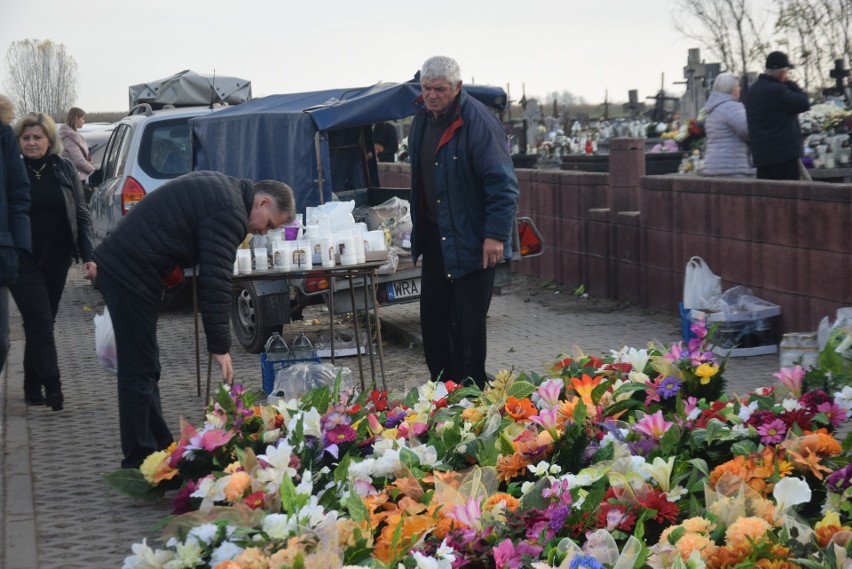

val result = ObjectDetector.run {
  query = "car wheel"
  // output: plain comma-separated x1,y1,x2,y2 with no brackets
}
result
231,282,283,353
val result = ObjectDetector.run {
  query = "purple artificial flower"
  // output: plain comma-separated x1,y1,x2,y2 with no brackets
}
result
801,390,832,413
383,408,407,428
756,418,787,444
321,410,349,431
657,375,682,399
817,401,848,428
628,437,658,456
548,504,571,533
826,464,852,493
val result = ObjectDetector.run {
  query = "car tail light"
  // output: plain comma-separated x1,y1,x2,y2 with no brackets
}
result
121,177,146,216
518,218,543,257
304,275,330,293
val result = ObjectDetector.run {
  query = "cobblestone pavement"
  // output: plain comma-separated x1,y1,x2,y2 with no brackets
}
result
1,270,782,568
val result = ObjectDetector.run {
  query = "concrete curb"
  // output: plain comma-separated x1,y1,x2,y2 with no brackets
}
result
2,324,38,568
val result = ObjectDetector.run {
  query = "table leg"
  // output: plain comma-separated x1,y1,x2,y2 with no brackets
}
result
348,274,365,391
361,274,377,388
368,272,387,391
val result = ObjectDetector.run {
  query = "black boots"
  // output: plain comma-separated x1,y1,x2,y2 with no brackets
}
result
24,378,46,406
25,378,63,411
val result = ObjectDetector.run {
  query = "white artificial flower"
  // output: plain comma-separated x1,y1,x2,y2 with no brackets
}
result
186,523,218,545
630,455,651,480
208,542,244,566
833,386,852,413
262,513,296,539
627,370,650,384
296,472,314,496
191,476,229,512
781,398,804,412
521,481,535,494
298,500,330,528
549,463,562,475
163,537,204,569
738,401,758,422
666,486,689,502
411,551,453,569
528,461,552,477
773,476,812,513
410,444,439,467
255,441,297,493
262,428,281,444
686,406,701,421
123,538,175,569
288,408,322,439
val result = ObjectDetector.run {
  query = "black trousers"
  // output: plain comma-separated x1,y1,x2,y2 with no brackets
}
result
757,159,801,181
419,223,495,386
97,271,173,469
9,251,72,398
0,287,8,372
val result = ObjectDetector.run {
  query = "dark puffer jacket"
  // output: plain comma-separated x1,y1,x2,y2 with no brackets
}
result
0,94,31,286
744,74,810,167
93,171,252,354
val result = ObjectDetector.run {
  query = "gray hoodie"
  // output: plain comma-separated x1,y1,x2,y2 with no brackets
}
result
702,91,754,177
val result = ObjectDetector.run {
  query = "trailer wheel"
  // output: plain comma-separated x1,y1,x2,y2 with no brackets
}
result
231,282,283,353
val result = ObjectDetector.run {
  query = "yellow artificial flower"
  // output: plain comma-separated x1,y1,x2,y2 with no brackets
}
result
695,363,720,384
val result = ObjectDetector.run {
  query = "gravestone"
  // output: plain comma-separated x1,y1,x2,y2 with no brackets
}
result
677,48,721,120
823,59,850,100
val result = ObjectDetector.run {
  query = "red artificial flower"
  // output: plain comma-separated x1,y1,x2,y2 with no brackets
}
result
639,490,680,524
242,491,266,510
444,380,461,393
368,389,389,412
346,403,362,415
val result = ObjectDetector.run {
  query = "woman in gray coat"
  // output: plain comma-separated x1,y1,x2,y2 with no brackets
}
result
702,73,755,178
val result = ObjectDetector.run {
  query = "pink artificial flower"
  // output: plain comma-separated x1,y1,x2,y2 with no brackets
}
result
774,366,804,398
757,418,787,444
397,421,428,438
448,496,483,531
663,342,685,363
366,413,383,434
817,402,848,428
529,407,561,431
199,429,234,452
690,319,708,339
634,410,674,439
536,378,564,409
493,539,542,569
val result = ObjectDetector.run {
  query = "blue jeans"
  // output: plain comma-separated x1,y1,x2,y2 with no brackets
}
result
97,270,173,469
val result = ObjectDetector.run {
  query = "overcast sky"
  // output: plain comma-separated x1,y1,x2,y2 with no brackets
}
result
0,0,769,113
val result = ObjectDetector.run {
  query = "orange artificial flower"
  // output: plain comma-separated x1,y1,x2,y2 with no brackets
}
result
558,396,579,421
496,453,532,483
373,514,434,564
504,397,538,422
786,447,832,480
569,373,602,406
483,493,520,512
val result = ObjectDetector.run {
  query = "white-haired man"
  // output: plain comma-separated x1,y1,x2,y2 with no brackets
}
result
407,55,519,387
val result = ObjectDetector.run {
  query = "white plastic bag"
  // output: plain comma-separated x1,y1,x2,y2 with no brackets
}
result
683,256,722,310
94,307,118,373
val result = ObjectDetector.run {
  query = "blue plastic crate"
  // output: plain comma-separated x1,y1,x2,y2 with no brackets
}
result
261,352,320,395
680,302,697,342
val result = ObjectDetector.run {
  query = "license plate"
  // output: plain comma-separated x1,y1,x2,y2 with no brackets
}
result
386,278,421,300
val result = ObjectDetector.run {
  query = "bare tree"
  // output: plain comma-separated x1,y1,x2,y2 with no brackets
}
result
3,39,78,118
776,0,852,92
672,0,770,77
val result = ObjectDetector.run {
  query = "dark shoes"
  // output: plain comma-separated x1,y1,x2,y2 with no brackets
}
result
45,390,64,411
25,393,47,406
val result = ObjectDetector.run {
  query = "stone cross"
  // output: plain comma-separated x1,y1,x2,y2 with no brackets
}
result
622,89,646,120
823,59,850,98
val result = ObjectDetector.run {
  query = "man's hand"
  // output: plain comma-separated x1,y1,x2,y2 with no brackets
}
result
212,352,234,384
482,237,504,268
83,261,97,280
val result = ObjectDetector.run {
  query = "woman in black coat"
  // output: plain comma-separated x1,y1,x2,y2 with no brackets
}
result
13,112,95,410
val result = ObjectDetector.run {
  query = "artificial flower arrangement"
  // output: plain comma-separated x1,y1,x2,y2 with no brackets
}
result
111,320,852,569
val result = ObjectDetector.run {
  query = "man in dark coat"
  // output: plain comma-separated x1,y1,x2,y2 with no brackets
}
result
744,51,811,180
0,94,32,372
86,171,295,468
372,122,399,162
408,56,519,387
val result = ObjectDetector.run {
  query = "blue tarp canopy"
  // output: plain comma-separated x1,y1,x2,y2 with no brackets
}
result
191,81,507,212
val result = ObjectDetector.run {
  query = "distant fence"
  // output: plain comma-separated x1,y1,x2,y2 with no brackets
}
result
378,139,852,334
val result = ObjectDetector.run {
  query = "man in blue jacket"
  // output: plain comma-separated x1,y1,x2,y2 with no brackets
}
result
0,94,32,372
744,51,811,180
408,56,519,387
